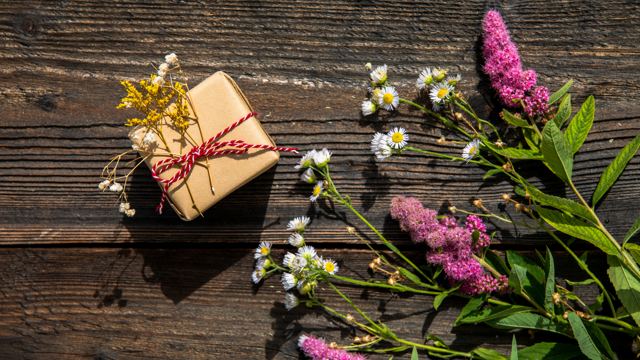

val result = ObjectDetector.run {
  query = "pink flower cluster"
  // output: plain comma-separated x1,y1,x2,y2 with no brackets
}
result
390,196,510,295
298,334,366,360
482,10,549,117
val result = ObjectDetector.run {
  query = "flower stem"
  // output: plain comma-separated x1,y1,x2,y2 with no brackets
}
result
399,98,471,138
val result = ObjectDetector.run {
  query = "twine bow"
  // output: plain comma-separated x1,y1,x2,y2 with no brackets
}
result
151,111,298,214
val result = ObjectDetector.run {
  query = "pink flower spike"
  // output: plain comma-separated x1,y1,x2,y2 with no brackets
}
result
298,334,366,360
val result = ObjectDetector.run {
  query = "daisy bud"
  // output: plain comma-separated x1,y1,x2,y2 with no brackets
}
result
437,137,446,145
346,227,356,235
353,337,362,344
563,312,568,319
362,335,371,343
502,194,511,202
300,168,316,184
448,206,457,214
494,140,504,147
455,112,463,121
370,65,388,86
373,258,382,266
369,262,378,272
388,277,396,286
433,68,447,82
346,314,355,323
298,281,313,295
473,199,483,208
364,62,372,71
552,293,562,305
525,191,531,200
502,163,512,172
329,342,338,349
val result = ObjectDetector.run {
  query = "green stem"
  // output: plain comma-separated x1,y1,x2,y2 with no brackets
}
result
395,339,473,358
593,315,640,336
399,98,471,138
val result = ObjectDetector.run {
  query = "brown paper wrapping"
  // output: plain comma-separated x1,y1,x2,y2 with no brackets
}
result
129,71,279,221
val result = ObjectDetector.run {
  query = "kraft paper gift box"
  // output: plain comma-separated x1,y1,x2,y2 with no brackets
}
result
129,71,282,221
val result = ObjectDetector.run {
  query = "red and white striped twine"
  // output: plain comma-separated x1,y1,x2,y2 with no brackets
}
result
151,112,298,214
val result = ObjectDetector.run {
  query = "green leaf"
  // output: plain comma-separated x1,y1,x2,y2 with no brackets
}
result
397,267,421,285
485,312,572,337
503,109,530,128
592,133,640,206
507,251,546,305
484,142,544,160
433,293,447,311
541,121,574,183
411,346,419,360
523,128,541,152
472,348,508,360
484,168,503,180
508,264,528,295
587,292,604,313
544,248,556,314
579,251,588,264
567,312,615,360
566,279,595,286
552,94,571,129
484,249,511,276
624,216,640,245
518,342,583,360
459,304,534,324
426,334,449,349
537,207,621,258
607,255,640,327
548,79,573,105
564,96,594,155
455,293,489,326
625,243,640,265
510,335,518,360
557,286,579,301
525,186,598,224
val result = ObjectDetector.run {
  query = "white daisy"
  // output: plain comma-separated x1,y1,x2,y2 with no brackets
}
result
361,100,377,116
312,148,331,169
386,127,408,149
288,233,305,247
252,267,266,284
152,76,165,86
462,139,482,163
282,273,297,290
283,252,296,268
294,149,317,170
284,293,299,311
432,68,447,82
297,245,317,261
370,132,386,153
370,64,388,85
310,181,324,202
322,259,339,275
430,83,453,106
109,182,123,192
254,241,272,259
446,74,461,87
300,168,316,184
378,86,399,111
416,68,433,89
310,256,323,269
432,102,443,112
291,256,308,272
165,53,178,65
376,144,393,161
98,180,110,190
287,216,311,232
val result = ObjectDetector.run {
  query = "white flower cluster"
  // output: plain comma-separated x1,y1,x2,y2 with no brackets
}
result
119,202,136,217
153,53,179,86
370,127,409,161
415,67,461,112
99,179,123,193
294,149,332,202
361,64,400,116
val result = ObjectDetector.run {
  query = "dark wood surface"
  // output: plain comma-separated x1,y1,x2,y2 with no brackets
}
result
1,0,639,358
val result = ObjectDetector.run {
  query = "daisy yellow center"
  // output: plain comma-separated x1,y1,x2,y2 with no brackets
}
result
313,186,322,196
257,270,264,276
392,132,403,143
324,262,335,272
469,146,477,155
437,89,448,98
383,93,394,105
296,222,303,228
261,247,269,255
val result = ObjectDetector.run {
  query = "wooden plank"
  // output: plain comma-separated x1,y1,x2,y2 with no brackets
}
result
0,247,628,359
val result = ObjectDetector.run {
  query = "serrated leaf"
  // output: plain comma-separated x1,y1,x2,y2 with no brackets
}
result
507,251,546,305
411,346,419,360
508,265,528,295
472,348,508,360
567,312,615,360
426,334,449,349
518,342,583,360
625,243,640,265
484,249,511,276
592,133,640,206
565,96,594,155
510,335,518,360
503,109,530,128
607,255,640,327
624,216,640,245
541,121,573,183
548,79,573,105
525,186,597,223
566,279,595,286
544,248,556,314
459,304,534,324
537,207,621,258
552,94,571,129
484,168,503,180
485,312,572,337
397,267,421,285
587,292,604,313
455,293,489,326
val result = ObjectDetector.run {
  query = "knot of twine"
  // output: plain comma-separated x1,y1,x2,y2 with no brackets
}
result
151,111,298,214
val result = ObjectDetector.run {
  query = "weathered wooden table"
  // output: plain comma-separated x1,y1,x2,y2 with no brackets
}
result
1,1,639,358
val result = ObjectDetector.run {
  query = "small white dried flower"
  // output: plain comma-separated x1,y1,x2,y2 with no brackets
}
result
109,182,123,192
142,132,156,146
152,76,166,86
159,63,170,72
119,202,130,213
165,53,178,65
125,209,136,217
98,180,110,190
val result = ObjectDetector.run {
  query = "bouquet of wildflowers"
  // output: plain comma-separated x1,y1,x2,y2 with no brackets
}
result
254,10,640,360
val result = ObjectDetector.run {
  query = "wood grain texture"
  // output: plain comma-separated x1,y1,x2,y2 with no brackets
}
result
0,247,631,360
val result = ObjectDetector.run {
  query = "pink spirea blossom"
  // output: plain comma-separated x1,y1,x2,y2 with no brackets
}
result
298,334,366,360
390,196,510,295
482,10,549,116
